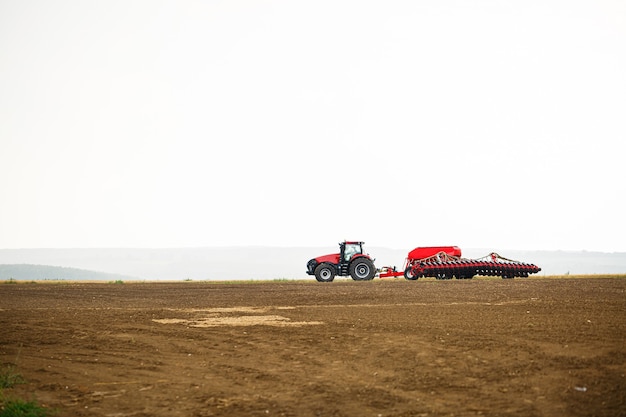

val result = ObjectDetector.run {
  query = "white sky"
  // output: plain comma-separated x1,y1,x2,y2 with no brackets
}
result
1,0,625,252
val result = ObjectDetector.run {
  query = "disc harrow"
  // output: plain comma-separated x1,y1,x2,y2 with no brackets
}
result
379,248,541,280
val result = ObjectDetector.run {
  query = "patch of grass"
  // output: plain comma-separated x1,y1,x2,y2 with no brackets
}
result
203,279,314,285
109,280,124,284
542,274,626,279
0,365,55,417
0,366,24,389
200,279,291,285
0,397,54,417
3,279,17,285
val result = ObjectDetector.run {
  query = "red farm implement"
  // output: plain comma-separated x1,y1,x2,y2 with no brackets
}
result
307,242,541,282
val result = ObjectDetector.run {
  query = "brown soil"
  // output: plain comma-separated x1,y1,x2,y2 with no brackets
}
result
1,278,625,417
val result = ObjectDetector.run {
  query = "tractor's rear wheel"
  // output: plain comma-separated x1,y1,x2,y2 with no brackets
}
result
350,258,376,281
314,263,336,282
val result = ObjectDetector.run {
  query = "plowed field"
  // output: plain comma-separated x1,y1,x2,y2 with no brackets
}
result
1,278,625,417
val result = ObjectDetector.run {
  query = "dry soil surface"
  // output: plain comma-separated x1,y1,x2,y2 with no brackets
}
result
1,278,625,417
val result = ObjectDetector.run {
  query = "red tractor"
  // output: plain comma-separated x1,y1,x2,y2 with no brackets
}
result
306,241,376,282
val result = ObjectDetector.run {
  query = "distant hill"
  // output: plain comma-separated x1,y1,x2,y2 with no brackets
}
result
0,264,137,282
0,247,625,281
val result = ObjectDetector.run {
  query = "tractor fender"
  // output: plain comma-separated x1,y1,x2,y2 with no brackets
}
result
350,254,375,263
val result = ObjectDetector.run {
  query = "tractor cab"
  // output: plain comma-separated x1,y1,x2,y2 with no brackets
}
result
341,241,364,263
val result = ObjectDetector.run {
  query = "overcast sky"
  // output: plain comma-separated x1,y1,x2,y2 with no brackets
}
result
1,0,624,252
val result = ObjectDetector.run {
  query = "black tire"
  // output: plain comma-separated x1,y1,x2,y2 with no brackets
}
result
404,267,418,280
350,258,376,281
314,263,336,282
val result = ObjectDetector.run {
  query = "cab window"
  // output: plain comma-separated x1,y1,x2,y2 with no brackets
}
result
343,243,362,262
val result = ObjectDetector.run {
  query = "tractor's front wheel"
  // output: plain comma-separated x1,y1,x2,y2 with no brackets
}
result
350,258,376,281
314,263,336,282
